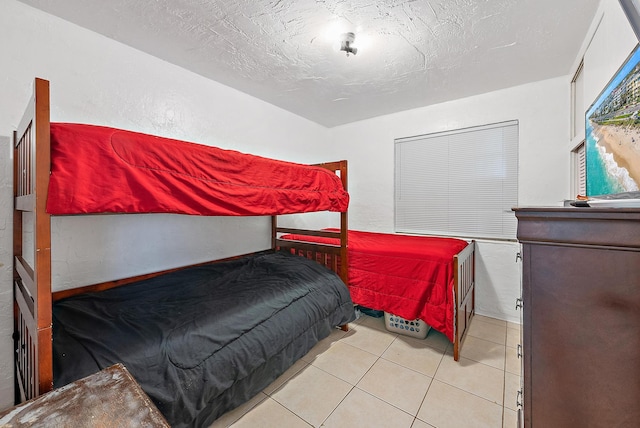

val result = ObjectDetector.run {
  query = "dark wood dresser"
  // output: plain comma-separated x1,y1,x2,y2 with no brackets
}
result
513,207,640,427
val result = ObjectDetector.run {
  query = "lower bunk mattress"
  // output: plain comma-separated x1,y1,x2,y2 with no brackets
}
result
52,251,355,427
280,229,469,342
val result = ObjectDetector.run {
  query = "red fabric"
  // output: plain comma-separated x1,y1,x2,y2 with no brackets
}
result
46,123,349,216
281,229,469,342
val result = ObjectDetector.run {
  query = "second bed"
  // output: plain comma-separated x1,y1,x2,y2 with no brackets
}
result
280,229,475,360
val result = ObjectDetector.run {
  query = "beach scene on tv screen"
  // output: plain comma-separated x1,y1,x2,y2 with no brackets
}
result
586,46,640,196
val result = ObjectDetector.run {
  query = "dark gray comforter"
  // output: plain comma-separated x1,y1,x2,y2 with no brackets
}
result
53,251,355,427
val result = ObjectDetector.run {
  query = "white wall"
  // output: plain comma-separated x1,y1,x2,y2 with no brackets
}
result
328,77,571,325
0,0,330,410
1,1,333,290
0,135,13,406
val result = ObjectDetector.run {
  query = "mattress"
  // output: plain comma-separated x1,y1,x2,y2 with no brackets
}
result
52,251,355,427
47,123,349,216
280,229,469,341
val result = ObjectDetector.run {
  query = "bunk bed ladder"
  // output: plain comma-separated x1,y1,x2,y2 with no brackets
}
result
271,160,348,285
13,78,53,403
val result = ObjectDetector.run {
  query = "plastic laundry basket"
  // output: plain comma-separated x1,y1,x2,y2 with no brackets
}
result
384,312,431,339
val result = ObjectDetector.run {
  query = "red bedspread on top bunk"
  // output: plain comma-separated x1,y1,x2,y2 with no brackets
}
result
47,123,349,216
281,229,469,342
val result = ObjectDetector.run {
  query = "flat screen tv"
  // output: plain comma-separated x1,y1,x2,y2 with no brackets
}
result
585,44,640,196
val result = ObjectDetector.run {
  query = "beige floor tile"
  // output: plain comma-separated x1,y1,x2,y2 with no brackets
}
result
475,314,507,327
357,358,431,415
300,328,345,363
229,397,311,428
322,388,415,428
505,346,521,376
506,327,521,349
310,341,378,385
468,318,507,345
210,392,268,428
417,380,503,428
503,372,521,411
435,356,505,404
339,320,397,356
458,335,506,370
411,419,436,428
423,328,453,352
381,335,445,377
263,358,308,395
357,314,388,331
217,315,513,428
270,365,352,427
503,407,518,428
506,321,521,331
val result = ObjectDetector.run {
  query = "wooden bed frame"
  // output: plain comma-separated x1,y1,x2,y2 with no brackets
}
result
280,231,476,362
453,240,475,361
13,77,473,406
272,160,349,286
12,78,349,402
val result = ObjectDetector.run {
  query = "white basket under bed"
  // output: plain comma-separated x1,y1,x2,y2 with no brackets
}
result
384,312,431,339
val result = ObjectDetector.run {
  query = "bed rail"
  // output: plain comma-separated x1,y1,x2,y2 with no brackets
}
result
453,240,475,361
13,78,53,402
275,227,344,274
51,250,272,301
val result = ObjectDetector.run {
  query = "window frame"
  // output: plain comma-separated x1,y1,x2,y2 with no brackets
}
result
394,120,519,241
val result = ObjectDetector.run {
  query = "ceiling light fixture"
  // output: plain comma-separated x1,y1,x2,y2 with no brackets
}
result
339,32,357,56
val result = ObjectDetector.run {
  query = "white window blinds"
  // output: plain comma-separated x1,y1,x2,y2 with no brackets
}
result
395,121,519,240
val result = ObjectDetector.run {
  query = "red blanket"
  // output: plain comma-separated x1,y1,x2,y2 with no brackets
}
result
281,229,469,342
47,123,349,216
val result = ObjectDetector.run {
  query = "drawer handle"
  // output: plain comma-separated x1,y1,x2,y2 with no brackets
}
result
517,344,522,359
517,390,523,408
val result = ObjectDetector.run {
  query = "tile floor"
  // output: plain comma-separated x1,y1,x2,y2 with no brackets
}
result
210,314,522,428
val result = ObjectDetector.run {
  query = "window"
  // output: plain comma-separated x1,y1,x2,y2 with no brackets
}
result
571,61,585,141
394,121,518,240
572,141,586,197
570,60,586,197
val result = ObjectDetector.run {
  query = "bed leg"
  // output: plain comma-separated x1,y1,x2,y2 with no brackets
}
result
339,325,349,332
453,240,475,363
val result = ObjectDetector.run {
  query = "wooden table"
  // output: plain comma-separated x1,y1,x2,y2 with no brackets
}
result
0,363,169,427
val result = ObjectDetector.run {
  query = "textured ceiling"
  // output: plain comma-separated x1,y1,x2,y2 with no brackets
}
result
19,0,601,127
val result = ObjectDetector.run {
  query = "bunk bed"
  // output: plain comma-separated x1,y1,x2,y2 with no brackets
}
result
279,229,476,362
13,78,355,427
